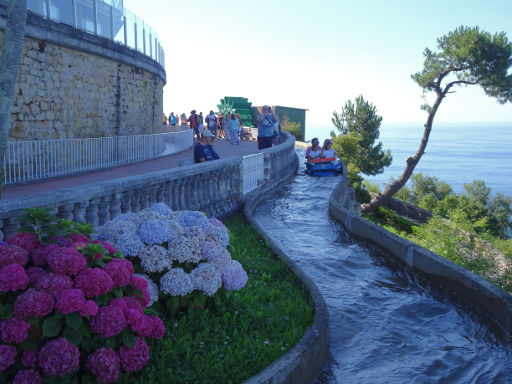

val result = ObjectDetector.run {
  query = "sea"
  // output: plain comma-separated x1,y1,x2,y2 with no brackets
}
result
305,122,512,196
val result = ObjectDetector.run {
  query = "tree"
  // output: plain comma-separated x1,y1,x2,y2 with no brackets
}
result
0,0,26,197
280,114,302,140
331,95,392,200
362,26,512,213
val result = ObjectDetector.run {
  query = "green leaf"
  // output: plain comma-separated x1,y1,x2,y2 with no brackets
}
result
63,326,82,346
166,296,180,316
122,329,136,348
94,258,106,268
65,313,83,330
113,287,123,298
42,315,64,337
80,322,92,338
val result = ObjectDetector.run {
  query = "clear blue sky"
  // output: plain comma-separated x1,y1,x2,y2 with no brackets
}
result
124,0,512,126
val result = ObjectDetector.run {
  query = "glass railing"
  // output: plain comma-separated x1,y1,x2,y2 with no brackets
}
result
26,0,165,68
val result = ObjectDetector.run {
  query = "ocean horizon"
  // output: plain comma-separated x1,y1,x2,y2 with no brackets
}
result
305,122,512,196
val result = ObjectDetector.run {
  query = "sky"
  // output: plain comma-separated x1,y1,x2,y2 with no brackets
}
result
123,0,512,127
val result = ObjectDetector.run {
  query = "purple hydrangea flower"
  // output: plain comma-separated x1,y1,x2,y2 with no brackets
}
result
87,347,120,384
119,337,149,372
138,219,174,245
200,239,232,270
207,224,230,247
21,350,39,368
14,288,54,319
39,337,80,377
160,268,193,296
0,263,29,292
139,245,171,273
74,268,114,298
55,289,86,314
133,274,159,306
111,233,144,257
47,247,86,276
104,259,133,287
13,369,42,384
149,202,173,216
35,273,73,296
90,305,127,338
0,317,31,344
0,344,17,372
96,220,137,243
190,263,222,296
0,244,28,268
31,243,60,266
221,260,248,290
179,211,210,231
25,266,47,286
80,300,99,317
6,233,40,253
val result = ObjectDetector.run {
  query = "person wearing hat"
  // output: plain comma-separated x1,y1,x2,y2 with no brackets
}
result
306,137,322,161
321,139,337,159
189,110,199,140
193,130,220,163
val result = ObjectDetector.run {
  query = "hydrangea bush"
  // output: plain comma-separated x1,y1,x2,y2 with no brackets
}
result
0,208,165,383
96,203,248,312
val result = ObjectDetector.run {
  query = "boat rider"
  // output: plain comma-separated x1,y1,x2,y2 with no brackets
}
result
306,137,322,161
321,139,337,159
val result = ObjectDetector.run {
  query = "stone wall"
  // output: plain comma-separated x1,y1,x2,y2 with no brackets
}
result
0,7,165,141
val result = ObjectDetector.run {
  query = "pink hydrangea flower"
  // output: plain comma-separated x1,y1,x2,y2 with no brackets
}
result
68,233,90,243
13,369,42,384
123,297,144,312
79,300,99,317
119,337,149,372
86,347,120,383
129,275,148,291
0,344,17,372
0,244,28,268
109,298,128,311
134,287,151,308
135,315,165,339
0,263,29,292
74,268,113,298
39,337,80,377
6,233,40,253
125,308,146,330
94,241,119,255
0,317,31,344
14,288,54,319
30,243,60,266
36,273,73,296
47,247,86,276
21,350,39,368
25,267,47,286
55,289,86,314
71,241,88,251
104,260,132,288
90,305,127,338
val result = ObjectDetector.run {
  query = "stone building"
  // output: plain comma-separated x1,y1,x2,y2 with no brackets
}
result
0,1,166,141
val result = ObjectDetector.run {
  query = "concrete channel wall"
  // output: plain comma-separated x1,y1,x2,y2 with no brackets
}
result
242,151,330,384
329,176,512,335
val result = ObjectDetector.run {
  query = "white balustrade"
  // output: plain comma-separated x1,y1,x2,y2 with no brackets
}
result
3,130,193,185
242,153,265,196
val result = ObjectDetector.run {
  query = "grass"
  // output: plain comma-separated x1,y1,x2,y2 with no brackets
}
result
118,213,314,384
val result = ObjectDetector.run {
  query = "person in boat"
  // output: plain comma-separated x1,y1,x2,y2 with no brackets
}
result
321,139,337,159
306,138,322,161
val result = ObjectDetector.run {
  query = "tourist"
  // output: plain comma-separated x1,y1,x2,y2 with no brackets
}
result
321,139,337,158
193,130,220,163
162,113,168,126
198,112,204,137
189,110,199,140
272,109,280,146
205,110,217,137
222,114,230,141
169,112,176,126
306,138,322,161
256,105,276,150
229,113,240,145
218,113,225,138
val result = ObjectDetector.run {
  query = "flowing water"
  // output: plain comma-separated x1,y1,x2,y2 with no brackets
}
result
252,151,512,384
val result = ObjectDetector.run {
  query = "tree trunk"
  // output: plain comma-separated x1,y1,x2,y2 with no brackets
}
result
0,0,27,198
360,92,444,214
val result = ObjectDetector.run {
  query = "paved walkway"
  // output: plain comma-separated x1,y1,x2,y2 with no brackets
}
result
2,138,259,200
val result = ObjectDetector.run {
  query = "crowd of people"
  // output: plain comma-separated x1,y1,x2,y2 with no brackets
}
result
163,106,283,152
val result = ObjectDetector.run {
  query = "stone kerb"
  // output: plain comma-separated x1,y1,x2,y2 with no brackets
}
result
242,153,329,384
329,178,512,335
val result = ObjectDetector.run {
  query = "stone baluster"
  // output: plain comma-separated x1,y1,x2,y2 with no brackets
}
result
178,178,186,211
163,181,172,207
148,184,158,207
171,179,180,211
98,196,110,226
2,217,20,240
206,172,216,216
72,201,88,223
57,204,73,220
109,193,122,220
130,190,141,213
139,187,150,210
156,184,165,205
191,175,202,211
85,198,99,225
121,191,132,213
213,169,223,215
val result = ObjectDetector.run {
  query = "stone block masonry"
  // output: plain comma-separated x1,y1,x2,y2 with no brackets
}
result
0,7,165,141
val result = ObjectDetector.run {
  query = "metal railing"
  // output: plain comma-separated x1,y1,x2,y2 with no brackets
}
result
26,0,164,67
3,130,193,185
242,153,265,196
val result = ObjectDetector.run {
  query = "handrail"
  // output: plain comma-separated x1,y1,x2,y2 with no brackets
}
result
26,0,164,67
3,130,193,186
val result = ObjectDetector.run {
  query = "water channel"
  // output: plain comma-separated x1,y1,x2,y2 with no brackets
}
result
252,151,512,384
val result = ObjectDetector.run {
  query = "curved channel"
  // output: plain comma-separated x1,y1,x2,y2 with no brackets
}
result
252,150,512,384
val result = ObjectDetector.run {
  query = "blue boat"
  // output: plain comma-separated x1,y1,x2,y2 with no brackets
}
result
305,158,342,177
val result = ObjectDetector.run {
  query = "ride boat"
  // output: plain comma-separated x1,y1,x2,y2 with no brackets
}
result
305,157,342,177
